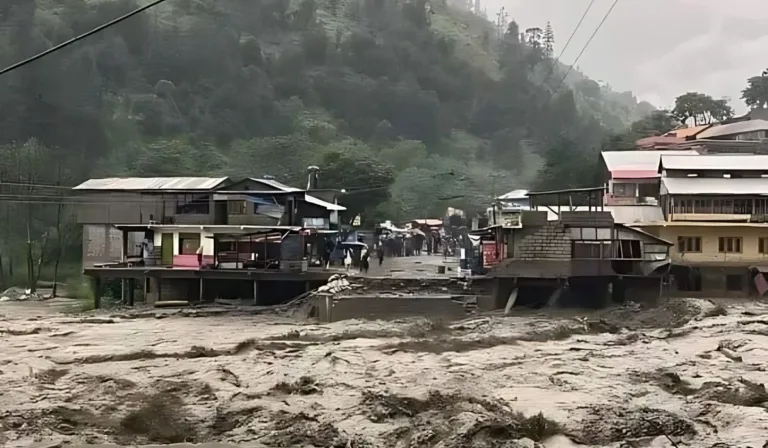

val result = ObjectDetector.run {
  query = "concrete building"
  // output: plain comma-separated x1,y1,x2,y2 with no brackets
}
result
599,150,699,205
478,187,672,308
634,154,768,296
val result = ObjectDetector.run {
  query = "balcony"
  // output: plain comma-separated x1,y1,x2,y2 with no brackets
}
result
671,197,768,222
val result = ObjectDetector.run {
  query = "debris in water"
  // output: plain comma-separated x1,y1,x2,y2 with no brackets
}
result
0,287,46,302
271,376,321,395
119,392,197,443
567,406,696,444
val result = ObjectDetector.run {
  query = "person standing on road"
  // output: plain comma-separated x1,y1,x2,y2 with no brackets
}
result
377,244,385,266
360,249,370,274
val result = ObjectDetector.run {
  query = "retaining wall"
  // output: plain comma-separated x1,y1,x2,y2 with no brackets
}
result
315,295,472,322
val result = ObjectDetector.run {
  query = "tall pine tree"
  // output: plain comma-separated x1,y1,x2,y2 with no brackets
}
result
544,21,555,58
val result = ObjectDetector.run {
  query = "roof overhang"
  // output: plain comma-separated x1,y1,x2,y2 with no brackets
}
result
114,224,301,234
305,194,346,211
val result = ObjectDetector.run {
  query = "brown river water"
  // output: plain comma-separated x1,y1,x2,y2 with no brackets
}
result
1,297,767,448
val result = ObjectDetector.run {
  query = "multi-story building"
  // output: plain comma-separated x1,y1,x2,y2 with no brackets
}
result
477,187,672,309
599,150,699,205
635,154,768,296
73,176,346,307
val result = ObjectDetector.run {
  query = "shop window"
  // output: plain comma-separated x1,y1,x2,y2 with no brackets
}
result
726,275,743,292
676,269,702,291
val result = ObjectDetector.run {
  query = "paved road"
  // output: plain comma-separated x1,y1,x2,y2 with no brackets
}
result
355,254,461,278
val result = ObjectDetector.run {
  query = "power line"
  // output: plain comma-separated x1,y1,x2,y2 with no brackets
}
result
0,0,170,77
554,0,621,91
540,0,597,86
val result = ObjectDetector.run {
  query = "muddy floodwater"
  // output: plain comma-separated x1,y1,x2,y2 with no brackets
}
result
1,297,767,448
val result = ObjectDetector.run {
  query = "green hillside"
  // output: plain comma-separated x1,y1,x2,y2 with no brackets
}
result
0,0,652,226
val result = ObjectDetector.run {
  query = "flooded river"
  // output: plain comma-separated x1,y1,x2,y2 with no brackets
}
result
1,297,767,447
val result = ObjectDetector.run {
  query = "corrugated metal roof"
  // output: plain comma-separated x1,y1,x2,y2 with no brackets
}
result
635,136,684,148
661,177,768,195
73,177,229,191
661,154,768,171
667,125,710,138
539,205,663,224
247,178,302,192
497,189,529,200
697,119,768,140
602,150,698,174
305,194,346,211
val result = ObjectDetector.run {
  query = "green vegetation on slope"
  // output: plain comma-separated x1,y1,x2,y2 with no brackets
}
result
0,0,654,286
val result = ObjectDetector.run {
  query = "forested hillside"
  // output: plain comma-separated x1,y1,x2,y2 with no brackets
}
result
0,0,653,285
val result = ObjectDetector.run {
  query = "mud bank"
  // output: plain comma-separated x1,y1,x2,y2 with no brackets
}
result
1,298,768,447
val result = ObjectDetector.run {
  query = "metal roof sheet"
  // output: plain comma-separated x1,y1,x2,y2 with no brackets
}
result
539,205,663,224
661,154,768,171
602,150,698,174
305,194,346,211
635,135,684,148
73,177,228,191
497,189,529,200
661,177,768,195
667,125,710,138
696,119,768,140
247,178,302,192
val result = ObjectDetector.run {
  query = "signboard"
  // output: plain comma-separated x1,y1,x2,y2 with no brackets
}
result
482,241,500,265
500,211,522,229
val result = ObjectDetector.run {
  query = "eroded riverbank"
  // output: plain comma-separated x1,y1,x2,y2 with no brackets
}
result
1,297,767,447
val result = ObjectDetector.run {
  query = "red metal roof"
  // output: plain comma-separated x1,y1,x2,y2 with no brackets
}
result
635,136,684,149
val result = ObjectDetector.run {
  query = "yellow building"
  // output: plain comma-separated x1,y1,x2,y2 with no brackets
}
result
634,154,768,296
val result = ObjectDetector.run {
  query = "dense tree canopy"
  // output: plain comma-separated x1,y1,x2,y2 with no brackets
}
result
742,69,768,109
0,0,654,287
672,92,734,126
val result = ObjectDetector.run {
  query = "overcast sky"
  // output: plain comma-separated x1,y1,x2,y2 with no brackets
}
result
483,0,767,114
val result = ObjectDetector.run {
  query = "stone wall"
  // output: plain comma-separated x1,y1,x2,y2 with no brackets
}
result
516,222,571,260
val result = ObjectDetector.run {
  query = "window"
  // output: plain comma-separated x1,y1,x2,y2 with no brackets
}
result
228,200,247,215
569,227,611,240
176,194,210,214
718,237,742,253
179,233,201,255
613,183,636,197
677,236,701,253
573,241,612,259
760,238,768,254
616,240,642,259
734,199,753,215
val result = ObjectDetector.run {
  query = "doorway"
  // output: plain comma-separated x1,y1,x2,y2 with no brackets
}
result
161,233,174,265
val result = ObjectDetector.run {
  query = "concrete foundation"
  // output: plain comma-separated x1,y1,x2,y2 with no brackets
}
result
316,295,471,322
